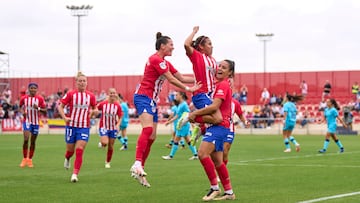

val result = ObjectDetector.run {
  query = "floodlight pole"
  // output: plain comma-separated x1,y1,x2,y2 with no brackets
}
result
66,5,93,73
256,33,274,87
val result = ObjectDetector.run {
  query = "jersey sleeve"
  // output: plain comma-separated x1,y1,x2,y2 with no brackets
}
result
38,96,46,108
60,92,72,105
333,109,338,117
213,81,229,101
283,103,289,112
150,55,169,76
168,62,178,75
234,100,243,117
90,94,96,108
97,101,104,110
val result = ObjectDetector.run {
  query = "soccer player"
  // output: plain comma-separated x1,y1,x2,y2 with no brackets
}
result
223,80,250,165
130,32,200,188
178,26,222,145
97,88,122,168
58,72,97,183
19,82,46,168
162,91,198,160
117,94,129,150
282,94,303,153
188,59,236,201
318,98,346,153
165,100,178,148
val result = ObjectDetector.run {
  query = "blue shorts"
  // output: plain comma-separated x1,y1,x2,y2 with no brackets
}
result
134,94,158,122
328,124,337,134
99,128,118,139
202,125,229,152
192,93,212,109
23,122,39,136
283,123,295,131
176,124,190,137
65,126,90,144
224,131,235,144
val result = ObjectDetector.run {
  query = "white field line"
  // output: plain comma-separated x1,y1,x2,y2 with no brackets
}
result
231,151,360,164
232,163,360,168
298,191,360,203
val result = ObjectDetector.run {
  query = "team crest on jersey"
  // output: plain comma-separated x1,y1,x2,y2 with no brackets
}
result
159,61,167,70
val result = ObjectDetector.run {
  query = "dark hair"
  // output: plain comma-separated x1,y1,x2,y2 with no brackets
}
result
118,93,123,100
224,59,235,78
178,91,188,101
155,32,171,50
286,94,303,102
191,35,208,51
329,98,340,110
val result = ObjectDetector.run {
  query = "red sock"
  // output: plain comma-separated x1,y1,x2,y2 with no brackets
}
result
106,149,113,163
200,157,218,186
142,139,155,168
135,127,153,162
216,163,232,191
28,149,34,159
195,116,204,123
224,159,228,165
23,149,28,159
65,150,74,160
73,148,84,175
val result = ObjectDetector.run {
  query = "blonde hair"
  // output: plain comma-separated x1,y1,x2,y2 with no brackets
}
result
76,71,86,80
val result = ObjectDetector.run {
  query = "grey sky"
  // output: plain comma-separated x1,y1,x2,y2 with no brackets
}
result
0,0,359,77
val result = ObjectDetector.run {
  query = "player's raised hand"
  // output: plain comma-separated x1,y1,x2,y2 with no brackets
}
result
193,26,199,33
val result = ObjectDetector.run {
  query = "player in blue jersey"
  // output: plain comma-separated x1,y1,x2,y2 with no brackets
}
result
318,98,346,153
282,94,303,153
116,94,130,150
165,100,185,149
162,91,198,160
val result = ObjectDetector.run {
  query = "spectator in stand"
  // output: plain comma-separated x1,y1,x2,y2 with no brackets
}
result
322,80,331,100
252,105,261,128
0,106,4,119
1,99,11,119
355,98,360,112
97,90,107,102
3,87,12,104
276,94,283,105
272,104,281,118
319,99,327,111
46,97,56,118
232,88,240,102
300,80,308,98
269,93,277,105
260,88,270,105
351,82,359,100
240,84,248,105
343,106,353,130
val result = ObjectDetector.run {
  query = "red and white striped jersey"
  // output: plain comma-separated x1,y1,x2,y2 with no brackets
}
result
187,49,217,96
97,100,122,130
20,95,46,125
230,98,243,133
135,53,178,102
60,90,96,128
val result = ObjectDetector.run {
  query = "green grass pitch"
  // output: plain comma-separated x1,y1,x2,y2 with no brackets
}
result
1,133,360,203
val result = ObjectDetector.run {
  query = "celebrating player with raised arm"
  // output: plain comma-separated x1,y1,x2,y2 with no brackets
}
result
130,32,201,187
